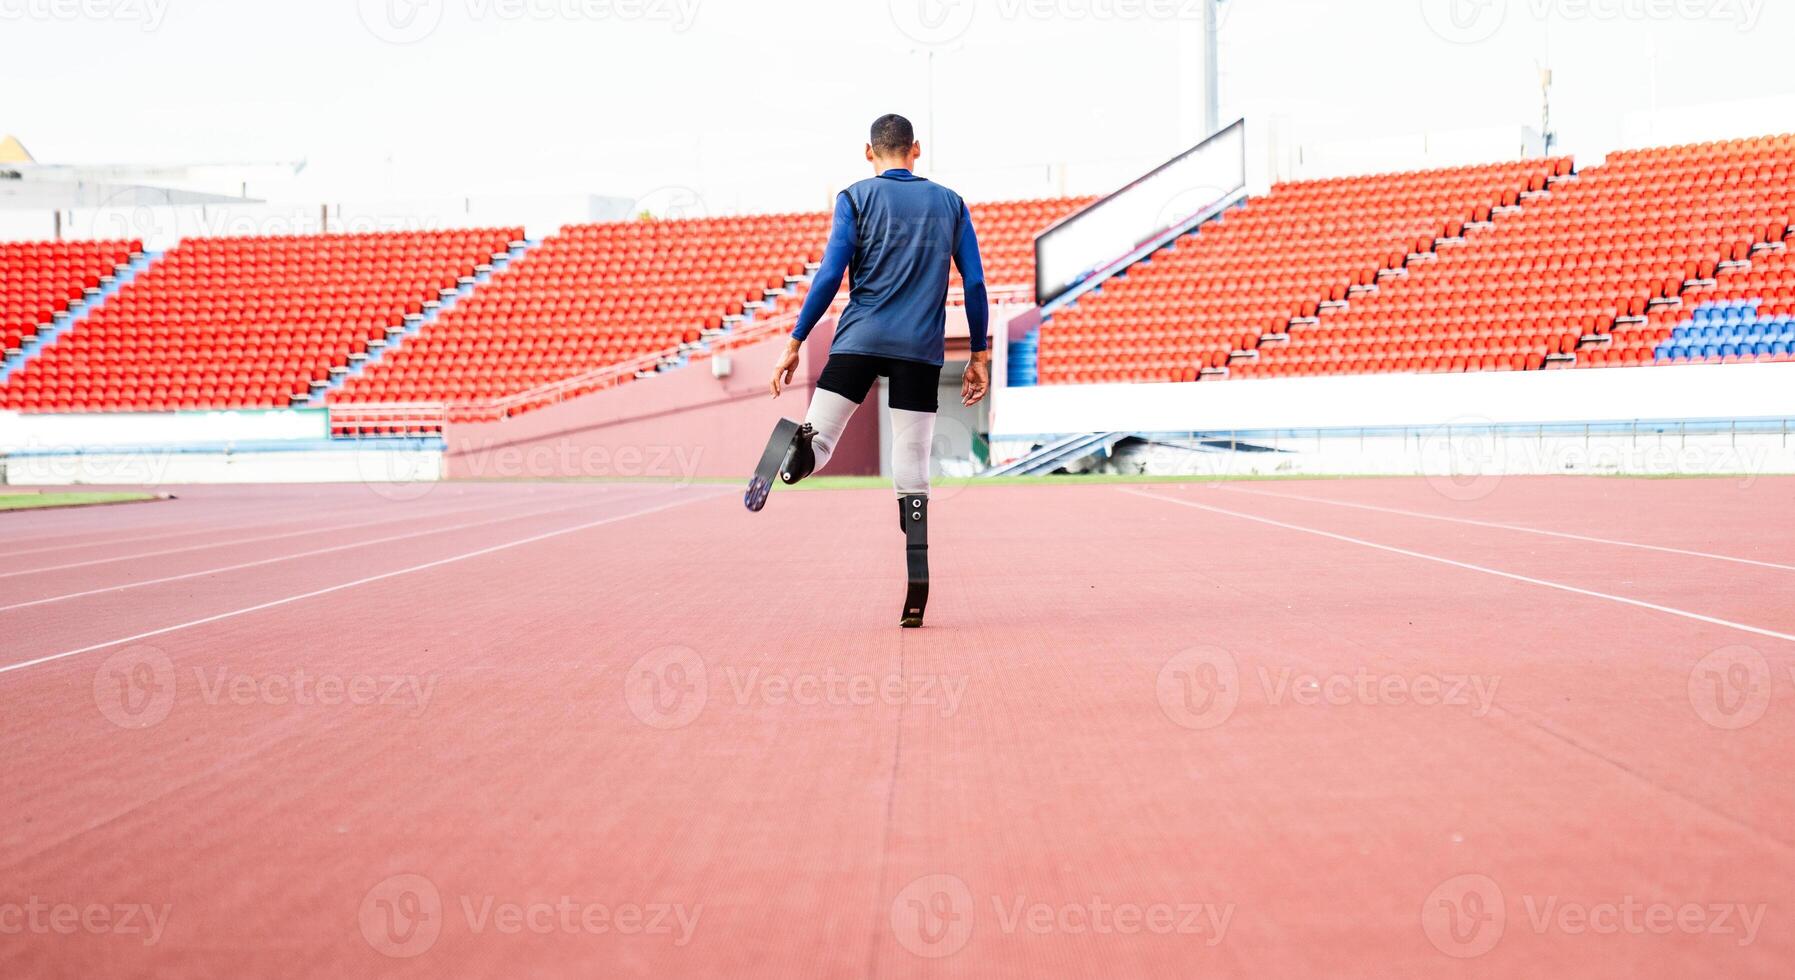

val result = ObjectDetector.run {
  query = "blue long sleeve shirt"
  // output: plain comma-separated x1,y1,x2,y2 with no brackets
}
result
791,169,989,366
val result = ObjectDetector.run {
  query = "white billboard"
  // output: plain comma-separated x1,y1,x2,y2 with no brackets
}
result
1035,119,1249,307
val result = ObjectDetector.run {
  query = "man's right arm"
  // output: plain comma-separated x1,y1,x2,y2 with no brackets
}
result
774,192,855,396
791,192,857,343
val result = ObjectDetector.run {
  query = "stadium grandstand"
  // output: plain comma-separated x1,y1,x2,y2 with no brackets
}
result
3,136,1790,474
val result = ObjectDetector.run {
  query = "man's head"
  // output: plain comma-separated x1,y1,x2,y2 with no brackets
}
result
866,113,921,173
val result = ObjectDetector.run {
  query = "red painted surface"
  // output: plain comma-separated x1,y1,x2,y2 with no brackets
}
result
443,319,879,481
2,476,1792,977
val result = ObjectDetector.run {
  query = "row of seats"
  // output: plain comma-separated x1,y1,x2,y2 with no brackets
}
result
1637,242,1795,366
331,197,1086,408
0,230,518,412
1,240,141,354
1033,134,1792,385
1036,159,1567,384
1240,136,1793,380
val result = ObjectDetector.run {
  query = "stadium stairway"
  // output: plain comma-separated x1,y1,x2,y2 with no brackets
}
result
984,431,1133,476
304,236,533,407
0,247,151,386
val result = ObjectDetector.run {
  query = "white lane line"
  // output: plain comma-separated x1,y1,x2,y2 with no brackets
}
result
0,491,658,614
0,488,726,677
3,502,383,559
1216,484,1795,573
1,496,526,578
1121,488,1795,645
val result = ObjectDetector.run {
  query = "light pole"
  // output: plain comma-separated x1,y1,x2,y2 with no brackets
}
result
1204,0,1220,137
910,44,963,175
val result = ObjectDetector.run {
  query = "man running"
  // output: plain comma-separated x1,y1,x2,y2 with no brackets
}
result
744,113,991,629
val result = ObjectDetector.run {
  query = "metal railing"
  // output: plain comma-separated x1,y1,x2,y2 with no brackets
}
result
326,280,1025,438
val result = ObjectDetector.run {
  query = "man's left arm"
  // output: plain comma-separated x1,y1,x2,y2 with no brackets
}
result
954,201,992,407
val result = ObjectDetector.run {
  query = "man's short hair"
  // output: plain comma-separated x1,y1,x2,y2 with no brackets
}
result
870,114,916,155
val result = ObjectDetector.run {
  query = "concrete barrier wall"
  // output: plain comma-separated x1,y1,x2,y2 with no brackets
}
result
3,449,442,487
991,361,1795,437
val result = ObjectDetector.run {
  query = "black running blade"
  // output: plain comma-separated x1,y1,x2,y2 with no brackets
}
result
745,418,801,513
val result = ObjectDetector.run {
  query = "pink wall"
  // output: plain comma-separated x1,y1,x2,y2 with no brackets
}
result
443,320,880,481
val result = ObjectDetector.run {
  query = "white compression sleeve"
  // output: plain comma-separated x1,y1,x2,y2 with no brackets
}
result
889,408,936,497
803,389,859,473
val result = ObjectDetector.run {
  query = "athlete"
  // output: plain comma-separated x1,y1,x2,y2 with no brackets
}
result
744,113,991,629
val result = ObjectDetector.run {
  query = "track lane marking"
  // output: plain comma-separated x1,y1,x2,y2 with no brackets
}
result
1122,487,1795,645
0,488,728,677
1215,484,1795,572
0,494,551,578
0,491,662,613
3,502,381,558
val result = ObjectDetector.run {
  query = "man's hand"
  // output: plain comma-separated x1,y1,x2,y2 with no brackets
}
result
962,350,991,406
770,339,801,397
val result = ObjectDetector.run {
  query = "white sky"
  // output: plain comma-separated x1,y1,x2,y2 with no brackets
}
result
3,0,1792,214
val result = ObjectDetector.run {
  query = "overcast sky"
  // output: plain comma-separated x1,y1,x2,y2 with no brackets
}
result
3,0,1791,213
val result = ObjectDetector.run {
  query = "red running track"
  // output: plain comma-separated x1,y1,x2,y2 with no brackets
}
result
1,476,1792,977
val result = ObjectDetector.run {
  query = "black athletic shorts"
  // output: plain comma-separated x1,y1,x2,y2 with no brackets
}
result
816,353,941,413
